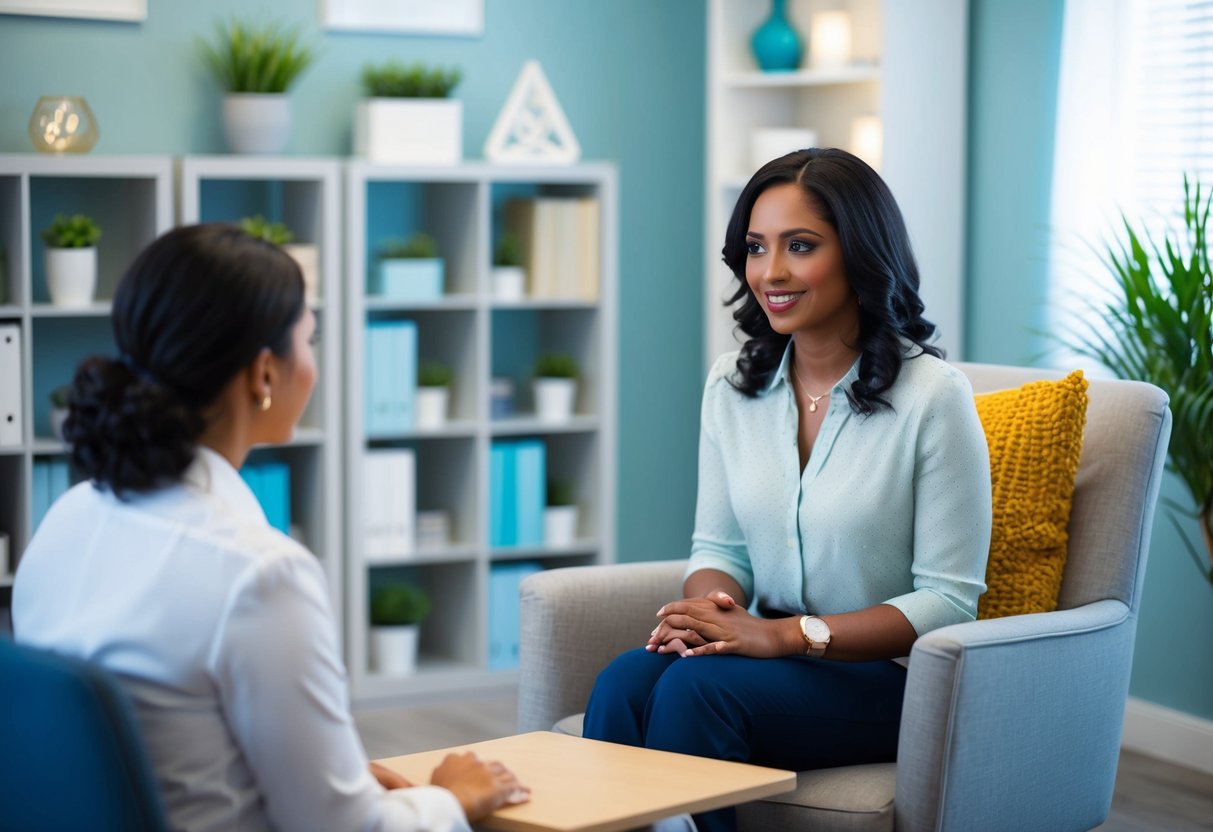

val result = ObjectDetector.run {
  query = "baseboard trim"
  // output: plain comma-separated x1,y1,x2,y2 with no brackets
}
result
1121,696,1213,776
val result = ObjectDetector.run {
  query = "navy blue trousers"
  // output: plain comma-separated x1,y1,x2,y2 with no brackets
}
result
583,649,907,832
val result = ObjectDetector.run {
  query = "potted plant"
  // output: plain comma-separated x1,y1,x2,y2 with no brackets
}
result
375,233,444,301
416,361,453,429
354,61,463,165
492,232,526,301
1058,175,1213,586
544,478,579,547
41,214,100,307
199,17,316,155
240,215,319,303
49,384,70,442
534,353,578,422
369,581,431,676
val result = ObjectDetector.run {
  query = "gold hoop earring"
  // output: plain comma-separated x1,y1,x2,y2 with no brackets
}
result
260,394,272,412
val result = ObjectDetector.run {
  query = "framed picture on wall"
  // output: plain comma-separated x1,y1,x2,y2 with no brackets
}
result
322,0,483,36
0,0,145,21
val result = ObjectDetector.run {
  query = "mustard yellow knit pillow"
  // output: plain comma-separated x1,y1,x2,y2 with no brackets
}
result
974,370,1089,619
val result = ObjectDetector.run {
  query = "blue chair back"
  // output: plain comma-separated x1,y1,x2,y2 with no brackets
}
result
0,638,169,831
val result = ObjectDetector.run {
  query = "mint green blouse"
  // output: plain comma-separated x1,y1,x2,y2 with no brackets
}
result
686,343,993,636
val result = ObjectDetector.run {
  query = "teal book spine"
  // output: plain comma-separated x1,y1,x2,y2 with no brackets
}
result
262,462,291,534
487,564,512,670
395,321,418,430
514,440,546,547
489,442,517,547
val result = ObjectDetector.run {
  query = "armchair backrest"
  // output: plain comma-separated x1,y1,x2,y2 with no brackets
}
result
955,363,1172,615
0,638,169,831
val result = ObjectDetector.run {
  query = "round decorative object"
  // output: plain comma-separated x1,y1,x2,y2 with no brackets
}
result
27,96,100,154
222,93,291,155
751,0,803,72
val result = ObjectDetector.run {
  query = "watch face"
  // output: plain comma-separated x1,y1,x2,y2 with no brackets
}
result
803,616,831,642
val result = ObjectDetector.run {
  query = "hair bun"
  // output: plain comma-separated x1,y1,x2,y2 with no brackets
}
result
66,356,204,496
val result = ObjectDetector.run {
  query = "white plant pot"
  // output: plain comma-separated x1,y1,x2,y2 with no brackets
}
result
370,624,420,676
50,407,68,441
281,243,320,304
534,378,576,422
492,266,526,301
355,98,462,165
544,505,579,547
44,247,96,307
415,386,449,429
223,93,292,155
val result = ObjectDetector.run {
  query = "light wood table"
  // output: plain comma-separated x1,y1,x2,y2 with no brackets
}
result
375,731,796,832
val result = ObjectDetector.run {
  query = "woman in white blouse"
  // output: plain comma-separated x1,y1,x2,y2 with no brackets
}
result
582,149,993,832
14,224,525,832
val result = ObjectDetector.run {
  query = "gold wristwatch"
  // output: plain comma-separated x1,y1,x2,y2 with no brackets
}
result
799,615,831,657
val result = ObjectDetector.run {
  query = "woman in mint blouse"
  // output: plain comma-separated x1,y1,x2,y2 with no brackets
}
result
583,148,993,832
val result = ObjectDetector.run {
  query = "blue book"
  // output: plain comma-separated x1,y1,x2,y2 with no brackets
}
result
489,443,516,547
31,461,50,532
513,440,546,547
261,462,291,534
366,323,392,435
487,564,514,670
392,321,418,430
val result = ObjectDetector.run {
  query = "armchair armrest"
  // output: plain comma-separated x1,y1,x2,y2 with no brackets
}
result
895,599,1135,832
517,561,687,733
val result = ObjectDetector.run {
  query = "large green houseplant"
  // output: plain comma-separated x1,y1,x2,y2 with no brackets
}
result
1061,176,1213,586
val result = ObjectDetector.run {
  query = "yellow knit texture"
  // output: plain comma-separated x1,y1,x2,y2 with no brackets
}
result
974,370,1089,619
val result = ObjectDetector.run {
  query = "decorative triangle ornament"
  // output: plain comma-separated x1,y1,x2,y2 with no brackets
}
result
484,60,581,164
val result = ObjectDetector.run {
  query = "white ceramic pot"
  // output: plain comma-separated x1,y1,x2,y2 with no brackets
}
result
415,386,449,429
50,407,69,441
281,243,320,304
355,98,462,165
45,247,96,307
370,624,420,675
544,505,578,547
492,266,526,301
223,93,291,155
534,378,576,422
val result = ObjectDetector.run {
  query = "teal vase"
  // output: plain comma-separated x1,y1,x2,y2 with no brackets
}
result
751,0,802,72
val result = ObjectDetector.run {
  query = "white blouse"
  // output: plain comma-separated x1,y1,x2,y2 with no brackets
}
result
14,446,468,832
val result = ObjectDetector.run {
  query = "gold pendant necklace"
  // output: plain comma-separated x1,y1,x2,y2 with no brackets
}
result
792,364,831,413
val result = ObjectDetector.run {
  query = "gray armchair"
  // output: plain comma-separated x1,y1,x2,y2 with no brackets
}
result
518,364,1171,832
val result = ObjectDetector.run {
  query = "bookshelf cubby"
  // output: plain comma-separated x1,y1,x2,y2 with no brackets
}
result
345,161,617,703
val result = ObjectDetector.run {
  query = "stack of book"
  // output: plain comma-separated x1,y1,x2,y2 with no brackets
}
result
239,462,291,535
487,560,544,671
363,448,416,560
365,320,417,435
504,197,600,300
489,439,546,548
31,459,71,532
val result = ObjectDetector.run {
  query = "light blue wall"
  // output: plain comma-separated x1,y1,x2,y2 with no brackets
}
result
967,0,1213,722
0,0,706,567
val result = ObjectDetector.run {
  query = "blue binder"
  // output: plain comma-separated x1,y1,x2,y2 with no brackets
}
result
513,440,546,547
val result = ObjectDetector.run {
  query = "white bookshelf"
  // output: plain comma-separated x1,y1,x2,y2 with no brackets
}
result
344,161,618,703
177,155,345,627
0,153,175,591
704,0,968,367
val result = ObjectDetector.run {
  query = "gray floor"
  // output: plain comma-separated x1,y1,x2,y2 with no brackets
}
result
355,692,1213,830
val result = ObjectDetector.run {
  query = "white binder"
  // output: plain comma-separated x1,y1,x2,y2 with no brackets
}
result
0,324,22,446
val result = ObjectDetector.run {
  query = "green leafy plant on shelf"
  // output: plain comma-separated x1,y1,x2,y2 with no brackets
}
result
379,232,439,260
494,232,523,267
547,478,576,508
361,61,462,98
535,353,579,379
49,384,71,409
370,583,432,627
1057,175,1213,587
240,215,294,245
199,17,317,94
40,214,100,249
418,361,454,388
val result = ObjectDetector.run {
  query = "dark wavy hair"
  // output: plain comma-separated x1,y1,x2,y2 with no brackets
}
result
723,147,941,414
65,223,304,496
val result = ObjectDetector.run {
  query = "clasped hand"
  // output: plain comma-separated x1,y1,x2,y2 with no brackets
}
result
646,590,783,658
